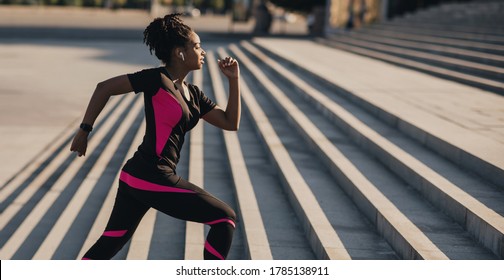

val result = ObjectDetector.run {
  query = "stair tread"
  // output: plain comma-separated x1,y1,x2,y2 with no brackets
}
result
253,38,504,186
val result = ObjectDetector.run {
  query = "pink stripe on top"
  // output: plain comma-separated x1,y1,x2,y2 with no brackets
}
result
152,88,183,158
120,171,195,193
205,218,236,228
204,241,225,260
103,230,128,237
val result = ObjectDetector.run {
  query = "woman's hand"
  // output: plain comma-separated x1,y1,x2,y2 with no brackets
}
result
218,56,240,80
69,74,133,157
70,129,89,157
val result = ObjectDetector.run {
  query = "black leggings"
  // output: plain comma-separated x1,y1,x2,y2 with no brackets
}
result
82,171,236,260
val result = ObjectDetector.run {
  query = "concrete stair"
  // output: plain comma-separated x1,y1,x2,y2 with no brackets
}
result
322,1,504,94
0,37,503,259
398,1,504,28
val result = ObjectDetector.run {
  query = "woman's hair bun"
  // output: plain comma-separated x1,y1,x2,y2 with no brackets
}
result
143,13,193,64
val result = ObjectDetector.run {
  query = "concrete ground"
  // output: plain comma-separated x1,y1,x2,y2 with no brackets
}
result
0,40,150,186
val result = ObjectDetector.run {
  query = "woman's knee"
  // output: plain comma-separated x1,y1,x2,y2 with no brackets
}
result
219,203,236,223
206,205,237,228
227,207,237,222
209,196,236,222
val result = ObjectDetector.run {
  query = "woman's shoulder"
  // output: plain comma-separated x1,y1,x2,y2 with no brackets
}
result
129,66,163,76
127,67,164,93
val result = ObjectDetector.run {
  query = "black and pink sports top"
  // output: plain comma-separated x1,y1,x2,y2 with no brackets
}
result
125,67,216,172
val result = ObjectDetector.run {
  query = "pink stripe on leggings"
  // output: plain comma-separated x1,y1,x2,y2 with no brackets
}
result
204,241,225,260
120,171,195,193
103,230,128,237
205,218,235,228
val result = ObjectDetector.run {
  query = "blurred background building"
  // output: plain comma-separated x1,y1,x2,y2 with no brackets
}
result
324,0,504,34
1,0,501,36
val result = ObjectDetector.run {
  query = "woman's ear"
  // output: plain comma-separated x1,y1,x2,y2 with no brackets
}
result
174,48,185,61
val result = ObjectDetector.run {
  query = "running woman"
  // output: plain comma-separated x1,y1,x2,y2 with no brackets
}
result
70,14,240,260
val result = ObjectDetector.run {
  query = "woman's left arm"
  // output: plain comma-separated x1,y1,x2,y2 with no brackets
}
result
203,57,241,131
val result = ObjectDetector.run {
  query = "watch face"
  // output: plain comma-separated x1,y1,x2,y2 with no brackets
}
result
80,123,93,132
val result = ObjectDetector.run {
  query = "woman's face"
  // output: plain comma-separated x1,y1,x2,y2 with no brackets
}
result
183,32,206,70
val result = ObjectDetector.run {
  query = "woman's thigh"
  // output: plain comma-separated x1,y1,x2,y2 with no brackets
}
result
123,177,236,224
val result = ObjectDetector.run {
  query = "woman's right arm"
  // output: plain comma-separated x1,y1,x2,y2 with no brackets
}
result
70,75,133,157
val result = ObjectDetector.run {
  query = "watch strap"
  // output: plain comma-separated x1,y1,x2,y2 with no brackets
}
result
80,123,93,132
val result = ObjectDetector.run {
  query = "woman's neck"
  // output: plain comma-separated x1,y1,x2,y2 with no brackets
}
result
164,64,188,84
